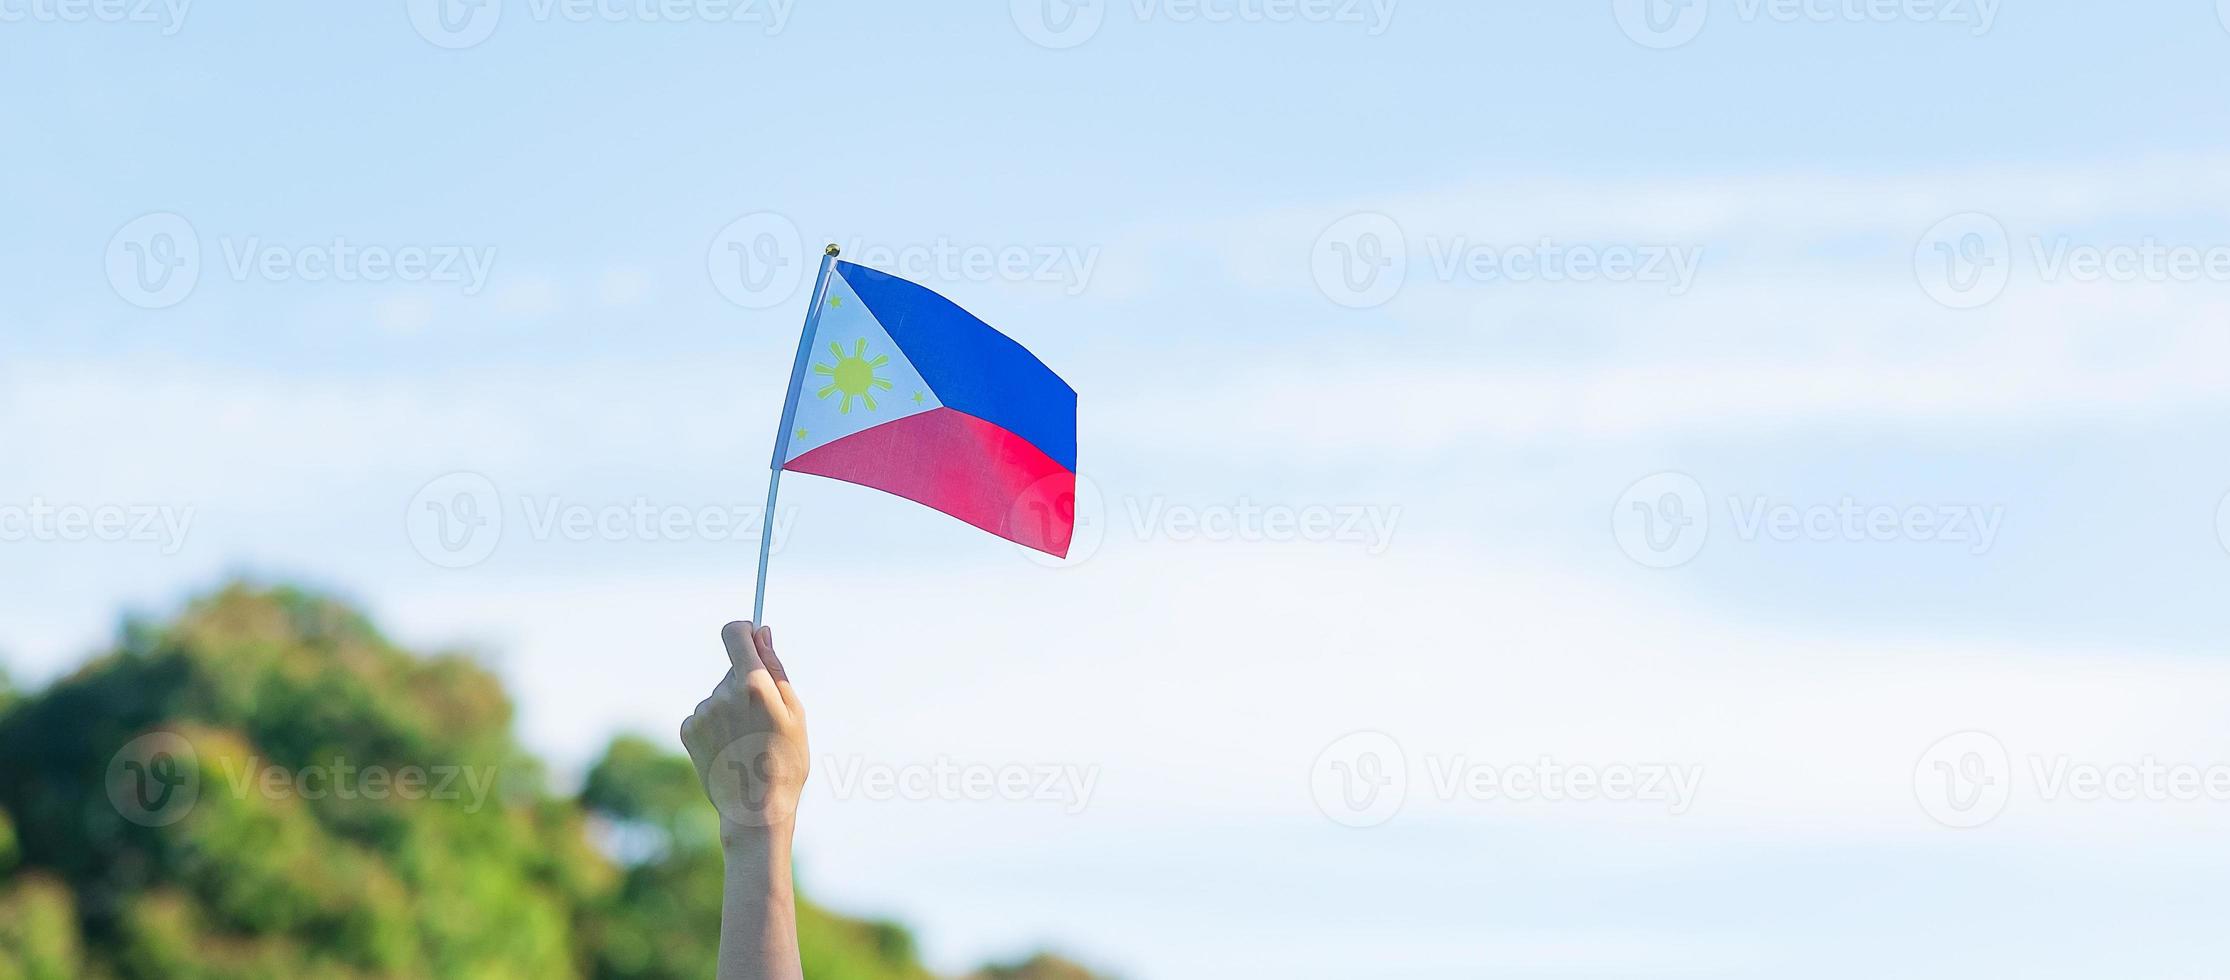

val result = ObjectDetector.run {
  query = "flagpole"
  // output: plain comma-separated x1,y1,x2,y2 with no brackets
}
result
754,243,841,625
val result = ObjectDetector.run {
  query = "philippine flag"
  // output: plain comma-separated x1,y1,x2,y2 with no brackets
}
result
768,258,1078,558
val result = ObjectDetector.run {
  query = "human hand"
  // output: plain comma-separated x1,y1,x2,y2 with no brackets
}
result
681,621,809,843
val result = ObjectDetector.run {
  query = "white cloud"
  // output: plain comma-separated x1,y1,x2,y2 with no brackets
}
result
372,540,2230,843
1083,156,2230,458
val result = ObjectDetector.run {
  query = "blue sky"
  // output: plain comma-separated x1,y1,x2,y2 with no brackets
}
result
8,2,2230,977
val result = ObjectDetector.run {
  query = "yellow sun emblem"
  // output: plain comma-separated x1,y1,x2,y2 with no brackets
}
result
812,338,893,414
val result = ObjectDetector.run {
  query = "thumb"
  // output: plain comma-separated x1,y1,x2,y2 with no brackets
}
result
721,621,767,677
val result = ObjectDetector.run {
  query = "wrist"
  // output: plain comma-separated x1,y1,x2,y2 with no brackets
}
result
721,820,795,860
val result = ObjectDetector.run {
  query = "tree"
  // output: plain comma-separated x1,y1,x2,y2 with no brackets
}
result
0,583,1107,979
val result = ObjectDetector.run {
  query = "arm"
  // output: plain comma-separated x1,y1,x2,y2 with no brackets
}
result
682,621,811,980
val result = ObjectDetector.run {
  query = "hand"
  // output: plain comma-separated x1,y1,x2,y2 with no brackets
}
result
682,621,809,842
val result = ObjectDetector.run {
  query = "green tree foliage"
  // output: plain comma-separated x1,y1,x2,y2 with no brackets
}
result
0,584,1106,980
965,953,1110,980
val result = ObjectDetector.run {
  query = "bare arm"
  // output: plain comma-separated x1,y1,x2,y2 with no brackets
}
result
682,621,810,980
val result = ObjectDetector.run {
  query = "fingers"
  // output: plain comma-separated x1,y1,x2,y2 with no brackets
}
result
721,620,784,708
755,625,802,714
681,669,729,747
721,621,767,677
755,626,787,684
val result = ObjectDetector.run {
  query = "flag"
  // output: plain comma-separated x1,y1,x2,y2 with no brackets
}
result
769,259,1078,557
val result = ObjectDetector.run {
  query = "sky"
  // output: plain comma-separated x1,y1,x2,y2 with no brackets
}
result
8,1,2230,976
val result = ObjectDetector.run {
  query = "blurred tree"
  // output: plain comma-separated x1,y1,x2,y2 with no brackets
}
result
966,953,1111,980
0,583,1105,980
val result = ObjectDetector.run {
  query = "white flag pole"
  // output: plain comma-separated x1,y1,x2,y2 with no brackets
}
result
754,243,841,625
